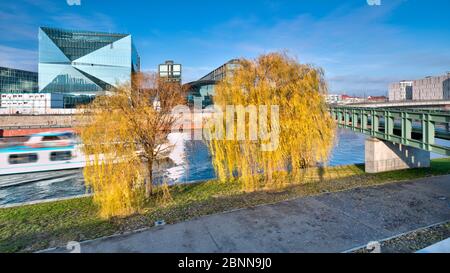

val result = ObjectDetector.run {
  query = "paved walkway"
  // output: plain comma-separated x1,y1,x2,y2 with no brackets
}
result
49,175,450,253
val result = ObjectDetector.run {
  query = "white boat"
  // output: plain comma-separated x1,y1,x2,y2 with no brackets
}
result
0,131,180,179
0,132,85,176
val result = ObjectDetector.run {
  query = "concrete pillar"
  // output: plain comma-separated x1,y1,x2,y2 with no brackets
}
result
365,137,430,173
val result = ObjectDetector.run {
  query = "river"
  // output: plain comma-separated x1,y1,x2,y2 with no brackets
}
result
0,129,447,205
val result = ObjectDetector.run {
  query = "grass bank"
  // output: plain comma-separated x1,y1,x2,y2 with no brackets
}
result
1,158,450,253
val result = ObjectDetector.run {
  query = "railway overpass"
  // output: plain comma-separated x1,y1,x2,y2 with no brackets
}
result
330,106,450,173
340,100,450,109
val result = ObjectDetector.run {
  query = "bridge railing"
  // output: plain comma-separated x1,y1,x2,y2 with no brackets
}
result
329,106,450,156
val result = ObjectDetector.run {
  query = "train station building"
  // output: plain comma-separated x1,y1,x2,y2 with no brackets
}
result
184,59,240,108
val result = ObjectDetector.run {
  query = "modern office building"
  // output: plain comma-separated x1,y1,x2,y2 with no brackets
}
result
185,80,216,108
0,67,38,93
388,80,413,101
198,59,240,82
185,59,241,107
388,73,450,101
159,60,182,83
38,27,140,96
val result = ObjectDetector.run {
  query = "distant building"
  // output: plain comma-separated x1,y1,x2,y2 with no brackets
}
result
367,96,387,102
332,94,385,104
38,27,140,97
184,59,241,107
158,60,182,83
388,73,450,101
0,67,38,94
339,94,366,104
412,73,450,100
0,93,63,114
388,81,413,101
326,94,342,104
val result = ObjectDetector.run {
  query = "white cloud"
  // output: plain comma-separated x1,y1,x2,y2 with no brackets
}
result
0,1,118,72
0,45,37,71
176,2,415,94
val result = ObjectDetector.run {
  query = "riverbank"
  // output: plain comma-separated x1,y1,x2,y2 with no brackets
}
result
1,158,450,253
45,174,450,253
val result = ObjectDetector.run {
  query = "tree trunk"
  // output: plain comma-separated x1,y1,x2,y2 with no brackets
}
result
145,159,153,198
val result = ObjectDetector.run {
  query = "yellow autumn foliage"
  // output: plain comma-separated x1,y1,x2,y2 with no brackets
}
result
79,91,146,218
207,52,336,191
78,72,184,218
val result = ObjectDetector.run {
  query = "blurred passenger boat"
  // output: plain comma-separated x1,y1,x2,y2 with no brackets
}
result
0,145,85,176
0,132,85,176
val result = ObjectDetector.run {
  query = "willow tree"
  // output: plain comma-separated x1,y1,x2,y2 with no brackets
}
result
206,52,335,191
78,72,185,218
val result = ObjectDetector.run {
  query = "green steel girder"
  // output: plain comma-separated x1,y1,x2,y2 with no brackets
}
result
329,106,450,156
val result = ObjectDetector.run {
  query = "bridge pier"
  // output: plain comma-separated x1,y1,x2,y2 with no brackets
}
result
365,137,430,173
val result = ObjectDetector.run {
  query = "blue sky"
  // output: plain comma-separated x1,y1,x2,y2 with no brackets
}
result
0,0,449,96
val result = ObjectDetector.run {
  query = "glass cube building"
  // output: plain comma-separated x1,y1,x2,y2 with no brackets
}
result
38,27,140,96
0,67,38,93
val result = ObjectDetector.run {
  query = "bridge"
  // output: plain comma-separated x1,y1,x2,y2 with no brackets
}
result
340,100,450,109
329,106,450,173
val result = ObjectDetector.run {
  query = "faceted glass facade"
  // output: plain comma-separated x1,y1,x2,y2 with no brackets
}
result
39,27,140,95
185,59,241,108
198,59,240,81
63,94,96,108
185,80,216,108
0,67,38,93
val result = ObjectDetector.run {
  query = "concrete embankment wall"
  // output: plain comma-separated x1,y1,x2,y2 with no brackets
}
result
0,112,211,137
0,115,78,127
0,115,79,137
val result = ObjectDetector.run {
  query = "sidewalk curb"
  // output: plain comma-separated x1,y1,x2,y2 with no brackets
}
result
342,220,450,253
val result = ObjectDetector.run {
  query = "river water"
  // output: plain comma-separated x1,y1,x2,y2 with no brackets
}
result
0,129,446,205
